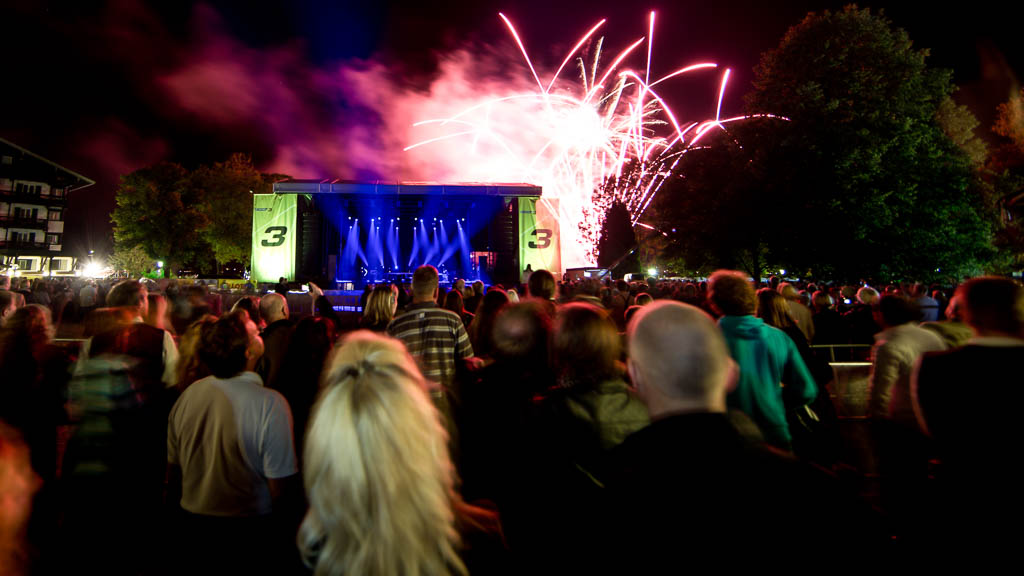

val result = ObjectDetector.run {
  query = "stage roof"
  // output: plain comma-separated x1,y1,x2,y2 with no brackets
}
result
273,179,542,197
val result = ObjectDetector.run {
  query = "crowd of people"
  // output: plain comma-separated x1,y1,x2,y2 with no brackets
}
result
0,267,1021,574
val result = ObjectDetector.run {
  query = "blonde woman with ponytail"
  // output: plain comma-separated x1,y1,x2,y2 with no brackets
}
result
299,331,475,576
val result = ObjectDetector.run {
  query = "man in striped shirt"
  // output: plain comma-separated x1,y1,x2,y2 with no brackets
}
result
387,265,474,391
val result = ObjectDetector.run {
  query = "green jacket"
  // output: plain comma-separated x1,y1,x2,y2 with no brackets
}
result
718,315,817,447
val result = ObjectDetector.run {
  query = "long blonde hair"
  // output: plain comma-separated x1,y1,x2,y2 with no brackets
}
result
299,331,464,576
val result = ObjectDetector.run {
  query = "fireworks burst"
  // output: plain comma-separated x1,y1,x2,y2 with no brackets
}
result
406,12,770,269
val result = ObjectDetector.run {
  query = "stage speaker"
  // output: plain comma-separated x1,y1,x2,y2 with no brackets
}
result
300,211,322,279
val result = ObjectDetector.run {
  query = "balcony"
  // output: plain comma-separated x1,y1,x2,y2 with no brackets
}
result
0,214,49,228
0,187,67,204
0,239,50,250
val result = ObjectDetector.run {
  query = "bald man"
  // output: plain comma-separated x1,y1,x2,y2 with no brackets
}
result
256,292,294,390
603,301,880,567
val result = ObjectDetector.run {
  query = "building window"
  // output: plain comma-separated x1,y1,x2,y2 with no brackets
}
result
48,209,62,221
46,234,60,244
51,258,71,272
17,258,34,270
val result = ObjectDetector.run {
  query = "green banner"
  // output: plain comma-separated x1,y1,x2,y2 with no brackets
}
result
518,197,561,276
251,194,297,283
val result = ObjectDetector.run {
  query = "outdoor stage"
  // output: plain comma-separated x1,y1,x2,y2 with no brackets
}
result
251,180,561,289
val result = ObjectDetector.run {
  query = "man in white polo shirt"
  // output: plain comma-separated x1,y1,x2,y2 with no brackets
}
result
167,309,298,570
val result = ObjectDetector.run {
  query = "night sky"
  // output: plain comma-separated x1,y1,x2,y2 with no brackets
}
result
2,0,1020,258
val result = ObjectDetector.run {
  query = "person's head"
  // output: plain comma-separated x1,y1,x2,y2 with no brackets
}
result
411,265,439,302
472,280,484,296
175,315,217,391
552,302,621,388
873,294,921,328
957,276,1024,338
0,276,10,291
0,304,54,351
0,290,16,328
285,316,339,383
259,292,289,324
83,306,136,338
756,288,794,329
708,270,756,317
506,288,520,303
944,293,964,322
300,331,463,576
107,280,149,317
528,269,556,301
493,301,552,367
231,296,262,328
777,282,799,302
635,292,653,306
812,290,834,311
200,310,264,378
628,301,731,417
454,278,465,292
364,284,397,326
443,288,464,314
857,286,879,306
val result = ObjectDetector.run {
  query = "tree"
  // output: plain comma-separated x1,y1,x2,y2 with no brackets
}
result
652,119,782,281
107,244,154,278
190,154,281,269
700,4,999,282
993,88,1024,152
111,162,209,277
936,97,987,168
596,201,639,273
987,88,1024,271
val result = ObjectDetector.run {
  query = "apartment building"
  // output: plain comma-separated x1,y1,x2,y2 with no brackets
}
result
0,137,94,277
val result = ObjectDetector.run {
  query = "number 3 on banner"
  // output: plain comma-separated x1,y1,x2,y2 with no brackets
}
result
529,228,552,249
262,226,288,247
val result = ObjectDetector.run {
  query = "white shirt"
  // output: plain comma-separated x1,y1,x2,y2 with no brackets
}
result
869,323,946,424
168,371,297,516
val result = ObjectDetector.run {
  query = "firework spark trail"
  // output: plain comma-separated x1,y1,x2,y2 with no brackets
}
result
406,12,774,268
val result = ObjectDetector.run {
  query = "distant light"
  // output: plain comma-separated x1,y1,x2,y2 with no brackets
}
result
648,268,658,277
83,262,104,278
157,261,164,268
671,228,676,233
779,269,786,275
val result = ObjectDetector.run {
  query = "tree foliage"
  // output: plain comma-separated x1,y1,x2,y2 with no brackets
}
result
596,201,639,272
653,120,780,281
987,89,1024,271
190,154,276,267
107,244,154,278
112,155,288,276
655,5,995,283
111,162,208,277
994,88,1024,151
